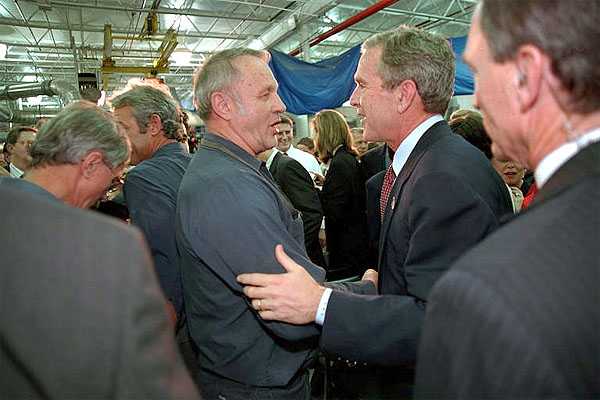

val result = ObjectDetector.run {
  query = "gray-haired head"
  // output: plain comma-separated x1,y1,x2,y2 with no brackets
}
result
479,0,600,114
363,26,455,115
111,84,183,140
193,48,266,120
29,101,130,169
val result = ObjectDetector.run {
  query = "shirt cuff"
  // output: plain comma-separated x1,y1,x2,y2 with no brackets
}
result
315,288,333,326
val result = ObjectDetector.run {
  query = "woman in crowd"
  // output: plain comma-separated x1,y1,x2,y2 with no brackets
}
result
312,109,367,279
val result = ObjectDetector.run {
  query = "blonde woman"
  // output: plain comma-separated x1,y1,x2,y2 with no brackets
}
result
312,109,367,279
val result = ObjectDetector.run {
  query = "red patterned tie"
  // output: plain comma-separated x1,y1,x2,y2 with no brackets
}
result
380,164,396,222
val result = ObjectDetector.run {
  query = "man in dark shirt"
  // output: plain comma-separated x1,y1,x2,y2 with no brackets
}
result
112,84,191,322
177,48,375,400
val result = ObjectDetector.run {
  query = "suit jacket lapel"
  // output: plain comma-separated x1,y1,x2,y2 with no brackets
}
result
377,121,449,264
532,141,600,206
269,151,282,177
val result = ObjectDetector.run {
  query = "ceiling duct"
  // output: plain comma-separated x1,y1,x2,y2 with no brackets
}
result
0,80,79,104
0,81,58,101
0,104,13,122
0,80,80,123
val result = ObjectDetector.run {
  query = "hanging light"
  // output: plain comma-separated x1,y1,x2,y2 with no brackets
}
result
171,49,193,65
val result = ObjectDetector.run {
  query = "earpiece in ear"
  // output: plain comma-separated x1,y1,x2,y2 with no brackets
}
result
517,71,527,86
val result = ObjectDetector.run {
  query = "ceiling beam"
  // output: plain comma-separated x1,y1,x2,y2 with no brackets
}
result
25,0,271,22
0,16,251,40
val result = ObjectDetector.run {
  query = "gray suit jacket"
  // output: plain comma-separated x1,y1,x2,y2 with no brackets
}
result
415,142,600,399
0,185,200,399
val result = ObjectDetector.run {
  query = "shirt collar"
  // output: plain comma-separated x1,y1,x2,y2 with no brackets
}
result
265,149,278,170
284,145,298,156
535,128,600,188
392,115,444,175
9,163,24,178
203,132,263,171
153,141,186,157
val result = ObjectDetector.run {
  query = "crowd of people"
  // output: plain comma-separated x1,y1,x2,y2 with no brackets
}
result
1,0,598,399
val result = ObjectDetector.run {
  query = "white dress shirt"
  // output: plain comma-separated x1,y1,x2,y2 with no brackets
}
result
9,163,24,178
286,145,322,176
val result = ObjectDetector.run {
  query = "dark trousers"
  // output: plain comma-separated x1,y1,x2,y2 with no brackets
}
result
198,369,310,400
313,362,414,400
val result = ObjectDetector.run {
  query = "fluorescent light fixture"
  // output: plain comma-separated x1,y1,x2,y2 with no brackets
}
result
248,39,265,50
28,95,44,106
0,43,7,59
171,49,193,65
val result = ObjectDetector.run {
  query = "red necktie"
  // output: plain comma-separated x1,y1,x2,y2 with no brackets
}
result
380,165,396,222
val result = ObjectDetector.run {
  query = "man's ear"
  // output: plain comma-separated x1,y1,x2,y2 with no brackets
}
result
146,114,162,136
5,143,14,154
514,44,544,112
210,91,234,121
394,79,417,114
80,151,104,178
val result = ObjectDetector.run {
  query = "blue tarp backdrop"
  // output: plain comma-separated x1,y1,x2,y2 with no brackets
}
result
269,36,474,115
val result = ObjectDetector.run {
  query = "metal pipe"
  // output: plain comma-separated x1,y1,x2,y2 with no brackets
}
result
0,104,13,122
288,0,400,57
0,80,58,100
337,4,471,25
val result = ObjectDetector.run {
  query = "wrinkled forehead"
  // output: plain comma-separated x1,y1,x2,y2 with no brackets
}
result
232,55,277,84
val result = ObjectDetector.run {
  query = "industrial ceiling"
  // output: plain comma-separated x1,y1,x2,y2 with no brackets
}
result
0,0,476,120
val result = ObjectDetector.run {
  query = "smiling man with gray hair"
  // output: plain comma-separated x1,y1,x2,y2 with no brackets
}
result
237,25,511,399
0,100,129,207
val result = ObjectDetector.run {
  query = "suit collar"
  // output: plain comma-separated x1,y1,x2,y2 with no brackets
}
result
377,120,450,263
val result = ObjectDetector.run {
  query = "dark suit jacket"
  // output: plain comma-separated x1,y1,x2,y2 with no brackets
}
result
320,121,511,365
320,147,368,278
0,186,199,399
365,171,385,267
269,151,326,267
415,142,600,399
360,143,389,181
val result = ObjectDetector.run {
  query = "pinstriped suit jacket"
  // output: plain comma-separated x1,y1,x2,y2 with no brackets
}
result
416,142,600,399
0,185,200,399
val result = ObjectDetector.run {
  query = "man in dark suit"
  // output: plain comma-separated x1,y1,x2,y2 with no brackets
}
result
415,1,600,398
359,143,391,182
0,179,199,398
264,147,326,267
361,144,394,267
238,26,510,397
